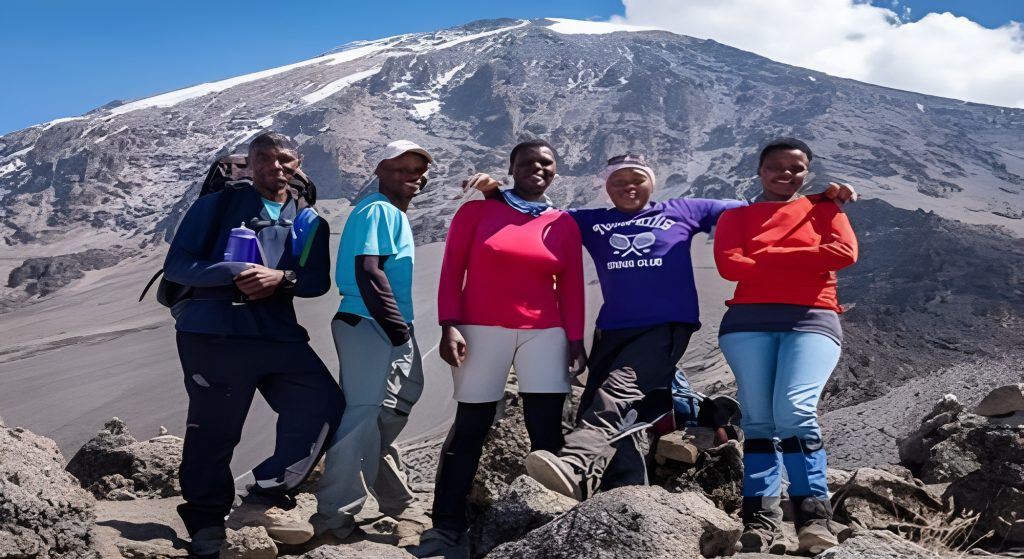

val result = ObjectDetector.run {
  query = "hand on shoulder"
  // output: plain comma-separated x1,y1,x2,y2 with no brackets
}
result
462,173,505,194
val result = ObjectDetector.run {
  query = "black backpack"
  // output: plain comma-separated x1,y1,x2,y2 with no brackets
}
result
139,154,318,307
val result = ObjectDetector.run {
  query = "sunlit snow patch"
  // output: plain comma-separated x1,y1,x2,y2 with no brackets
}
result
107,42,395,117
0,158,26,177
545,18,659,35
411,100,441,120
917,103,926,112
302,67,383,105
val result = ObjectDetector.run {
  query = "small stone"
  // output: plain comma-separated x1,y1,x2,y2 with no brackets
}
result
220,526,278,559
974,384,1024,417
158,425,168,436
656,431,699,464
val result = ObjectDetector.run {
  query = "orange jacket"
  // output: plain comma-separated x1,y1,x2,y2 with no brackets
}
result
713,195,858,312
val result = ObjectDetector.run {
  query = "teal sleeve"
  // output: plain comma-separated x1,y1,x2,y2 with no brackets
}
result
353,203,400,257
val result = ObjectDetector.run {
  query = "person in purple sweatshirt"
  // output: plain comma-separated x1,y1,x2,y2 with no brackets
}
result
466,153,855,501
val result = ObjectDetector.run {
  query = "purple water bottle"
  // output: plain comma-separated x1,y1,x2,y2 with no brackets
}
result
224,223,264,265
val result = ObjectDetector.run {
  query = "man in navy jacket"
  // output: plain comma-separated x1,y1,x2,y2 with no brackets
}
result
164,132,343,557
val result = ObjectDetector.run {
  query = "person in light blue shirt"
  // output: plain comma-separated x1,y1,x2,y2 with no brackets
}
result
314,140,432,540
334,191,415,325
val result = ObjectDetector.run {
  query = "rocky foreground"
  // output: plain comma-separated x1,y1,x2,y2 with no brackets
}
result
2,383,1023,559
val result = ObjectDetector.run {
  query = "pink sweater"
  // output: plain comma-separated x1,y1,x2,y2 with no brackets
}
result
438,200,585,341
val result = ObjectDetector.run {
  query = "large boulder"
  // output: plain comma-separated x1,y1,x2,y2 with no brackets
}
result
469,388,531,511
485,486,740,559
0,424,100,558
832,468,945,533
974,383,1024,417
66,417,182,499
816,529,940,558
470,475,577,557
655,439,744,514
294,541,415,558
93,496,190,559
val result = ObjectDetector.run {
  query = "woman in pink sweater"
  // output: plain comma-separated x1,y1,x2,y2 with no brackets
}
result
413,140,585,558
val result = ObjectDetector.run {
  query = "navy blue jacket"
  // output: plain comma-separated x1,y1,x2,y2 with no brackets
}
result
163,185,331,342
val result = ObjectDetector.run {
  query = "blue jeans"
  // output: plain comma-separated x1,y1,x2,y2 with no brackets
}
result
718,331,841,499
671,368,701,427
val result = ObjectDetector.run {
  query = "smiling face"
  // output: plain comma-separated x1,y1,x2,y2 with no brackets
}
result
758,148,810,201
376,151,429,205
249,144,301,200
606,168,653,213
510,146,557,201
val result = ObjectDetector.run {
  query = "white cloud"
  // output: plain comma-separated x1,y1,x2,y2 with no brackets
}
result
613,0,1024,108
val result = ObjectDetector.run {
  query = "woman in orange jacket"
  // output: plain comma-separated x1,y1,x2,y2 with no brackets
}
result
713,138,858,555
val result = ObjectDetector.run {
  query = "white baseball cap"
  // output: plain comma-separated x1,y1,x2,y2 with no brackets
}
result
376,140,433,166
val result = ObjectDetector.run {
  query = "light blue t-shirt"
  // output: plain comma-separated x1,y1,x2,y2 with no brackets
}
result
262,199,283,221
336,192,415,322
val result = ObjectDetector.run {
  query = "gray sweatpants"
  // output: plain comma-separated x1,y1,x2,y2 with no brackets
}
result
316,316,424,523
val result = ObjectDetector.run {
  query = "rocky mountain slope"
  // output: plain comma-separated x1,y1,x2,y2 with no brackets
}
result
1,18,1022,307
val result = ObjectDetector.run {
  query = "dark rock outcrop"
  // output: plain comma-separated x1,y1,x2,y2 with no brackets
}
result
0,424,100,558
470,475,577,558
7,247,131,296
486,487,740,559
943,423,1024,545
655,439,744,514
66,417,182,499
897,390,1024,547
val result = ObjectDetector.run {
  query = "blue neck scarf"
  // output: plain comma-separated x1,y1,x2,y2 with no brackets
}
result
502,189,552,217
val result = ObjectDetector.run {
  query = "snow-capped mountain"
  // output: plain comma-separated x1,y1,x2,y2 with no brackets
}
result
1,17,1022,295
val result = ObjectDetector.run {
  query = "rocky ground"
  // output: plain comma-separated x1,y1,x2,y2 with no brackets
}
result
3,381,1023,558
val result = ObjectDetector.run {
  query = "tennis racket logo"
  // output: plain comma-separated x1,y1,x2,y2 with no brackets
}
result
609,232,656,257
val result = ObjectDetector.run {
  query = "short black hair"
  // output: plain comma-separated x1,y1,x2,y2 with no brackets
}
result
248,132,300,155
509,139,558,171
758,137,812,169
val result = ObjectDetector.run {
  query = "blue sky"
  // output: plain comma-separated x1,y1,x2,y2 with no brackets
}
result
0,0,1020,134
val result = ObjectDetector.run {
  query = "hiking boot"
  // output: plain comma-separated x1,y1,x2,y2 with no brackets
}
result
736,496,786,554
525,450,592,501
793,496,838,555
309,512,358,541
736,525,787,554
188,525,225,558
227,502,313,544
409,527,469,559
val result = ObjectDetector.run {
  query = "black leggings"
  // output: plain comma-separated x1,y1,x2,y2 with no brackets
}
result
431,393,565,531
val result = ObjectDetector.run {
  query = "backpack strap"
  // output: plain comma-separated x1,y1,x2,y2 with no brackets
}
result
139,186,243,302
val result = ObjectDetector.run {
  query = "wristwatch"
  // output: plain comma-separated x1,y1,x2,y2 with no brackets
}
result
279,270,297,292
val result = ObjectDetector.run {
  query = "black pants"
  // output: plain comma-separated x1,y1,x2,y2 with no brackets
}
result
430,393,565,531
175,332,345,536
576,322,696,488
